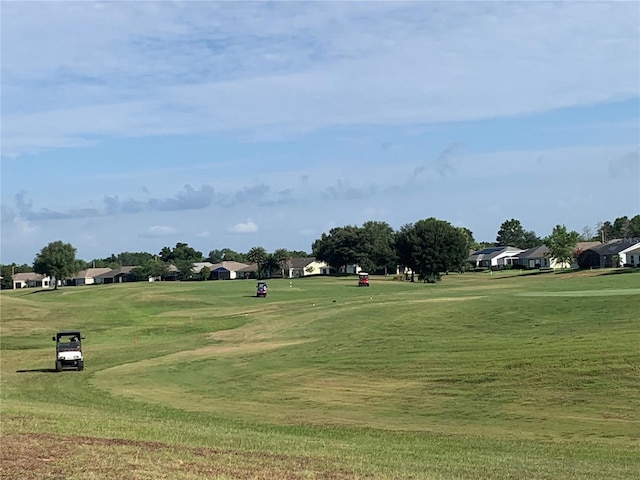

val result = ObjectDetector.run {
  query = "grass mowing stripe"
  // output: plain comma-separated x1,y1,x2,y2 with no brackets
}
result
1,270,639,479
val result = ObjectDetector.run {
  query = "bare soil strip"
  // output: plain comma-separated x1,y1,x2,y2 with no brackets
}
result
0,432,367,480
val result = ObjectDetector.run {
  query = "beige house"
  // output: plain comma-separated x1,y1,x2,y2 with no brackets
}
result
209,261,253,280
12,272,52,289
71,268,112,286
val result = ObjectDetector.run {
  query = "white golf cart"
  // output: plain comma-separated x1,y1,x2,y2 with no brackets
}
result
53,330,85,371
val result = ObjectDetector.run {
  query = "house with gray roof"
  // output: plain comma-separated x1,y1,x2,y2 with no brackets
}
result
467,246,524,269
577,238,640,268
94,266,139,284
516,245,551,269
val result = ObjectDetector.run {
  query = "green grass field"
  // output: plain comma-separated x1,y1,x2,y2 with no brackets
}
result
1,270,639,479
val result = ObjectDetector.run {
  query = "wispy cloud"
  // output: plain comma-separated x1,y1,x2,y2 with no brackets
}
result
2,2,638,157
413,142,464,178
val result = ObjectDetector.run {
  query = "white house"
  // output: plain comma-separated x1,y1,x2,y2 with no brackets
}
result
12,272,52,289
468,246,524,269
286,257,330,278
619,242,640,267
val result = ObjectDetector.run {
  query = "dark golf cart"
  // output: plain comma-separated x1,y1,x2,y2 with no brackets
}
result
52,330,85,371
256,281,268,297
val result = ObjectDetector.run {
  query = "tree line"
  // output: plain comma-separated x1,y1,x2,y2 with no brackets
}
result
1,214,637,289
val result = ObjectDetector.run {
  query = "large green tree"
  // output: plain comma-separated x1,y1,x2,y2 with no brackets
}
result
395,223,419,282
159,243,203,263
33,241,78,289
395,218,468,282
496,219,540,249
359,221,397,274
131,257,169,281
543,224,580,268
312,225,362,272
207,248,248,263
96,251,154,268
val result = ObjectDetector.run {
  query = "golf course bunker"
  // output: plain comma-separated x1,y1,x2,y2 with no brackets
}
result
518,288,640,297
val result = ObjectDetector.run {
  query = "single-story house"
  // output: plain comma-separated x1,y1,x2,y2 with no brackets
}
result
236,263,259,279
209,261,252,280
577,238,640,269
467,246,524,269
570,241,601,268
516,245,552,269
191,262,215,274
94,266,139,284
70,268,112,286
516,245,580,269
620,244,640,267
12,272,52,289
337,264,362,274
286,257,330,278
162,264,180,281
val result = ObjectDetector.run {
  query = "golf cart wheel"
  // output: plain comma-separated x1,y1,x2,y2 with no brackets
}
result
77,360,84,371
55,360,62,372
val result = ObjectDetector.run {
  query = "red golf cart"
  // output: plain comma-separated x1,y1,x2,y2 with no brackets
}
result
358,272,369,287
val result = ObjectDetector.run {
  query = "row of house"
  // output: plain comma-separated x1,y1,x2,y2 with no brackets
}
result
13,239,639,289
467,238,640,270
11,257,333,289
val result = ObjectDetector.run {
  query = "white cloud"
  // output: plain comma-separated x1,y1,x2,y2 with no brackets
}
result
140,225,177,238
196,230,210,238
228,220,258,234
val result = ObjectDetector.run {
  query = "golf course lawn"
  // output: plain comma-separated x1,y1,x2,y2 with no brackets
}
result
1,269,639,479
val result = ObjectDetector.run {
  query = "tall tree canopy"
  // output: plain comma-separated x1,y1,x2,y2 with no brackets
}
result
312,225,362,272
543,224,580,268
207,248,248,263
396,218,468,282
159,243,203,263
496,218,540,249
33,241,78,289
358,221,397,274
599,215,640,240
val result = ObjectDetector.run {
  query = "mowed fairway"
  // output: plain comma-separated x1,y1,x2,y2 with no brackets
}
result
1,271,639,479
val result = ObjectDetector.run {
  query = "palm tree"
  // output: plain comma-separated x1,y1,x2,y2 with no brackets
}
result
247,246,267,278
262,254,281,279
272,248,291,278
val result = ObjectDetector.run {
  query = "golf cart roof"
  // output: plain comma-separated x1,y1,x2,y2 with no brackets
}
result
358,272,369,276
56,330,82,336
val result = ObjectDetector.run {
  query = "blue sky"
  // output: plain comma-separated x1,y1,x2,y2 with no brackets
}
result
1,1,639,265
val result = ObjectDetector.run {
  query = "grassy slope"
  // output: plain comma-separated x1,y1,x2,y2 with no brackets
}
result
1,271,639,479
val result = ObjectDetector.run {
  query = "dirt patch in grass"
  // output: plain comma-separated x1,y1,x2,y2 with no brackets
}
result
0,432,367,480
